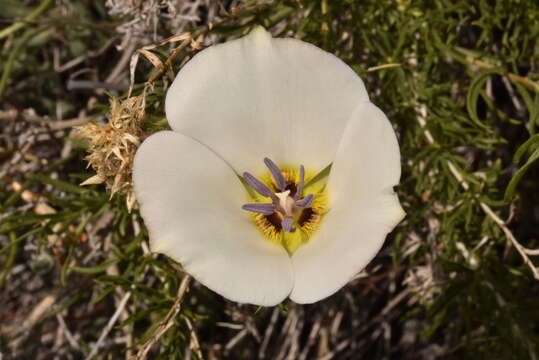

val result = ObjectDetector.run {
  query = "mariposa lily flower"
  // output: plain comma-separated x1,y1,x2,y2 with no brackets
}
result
133,27,404,306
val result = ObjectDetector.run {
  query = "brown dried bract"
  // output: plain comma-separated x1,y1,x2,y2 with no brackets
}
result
76,95,145,212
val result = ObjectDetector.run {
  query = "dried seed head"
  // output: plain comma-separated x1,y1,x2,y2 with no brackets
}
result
76,95,145,212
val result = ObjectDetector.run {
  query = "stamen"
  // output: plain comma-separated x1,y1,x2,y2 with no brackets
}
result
295,165,305,200
243,172,274,198
282,216,294,232
242,203,276,214
264,157,286,191
296,193,314,208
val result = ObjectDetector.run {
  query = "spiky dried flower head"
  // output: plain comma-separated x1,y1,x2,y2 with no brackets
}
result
77,95,145,211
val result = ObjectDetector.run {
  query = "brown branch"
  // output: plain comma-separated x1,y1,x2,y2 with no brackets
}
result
132,274,192,360
86,291,132,360
53,37,117,73
184,317,203,359
0,109,91,129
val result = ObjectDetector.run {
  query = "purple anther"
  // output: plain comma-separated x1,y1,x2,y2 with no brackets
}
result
296,193,314,208
243,172,274,198
295,165,305,200
282,216,294,232
264,157,286,191
242,203,276,215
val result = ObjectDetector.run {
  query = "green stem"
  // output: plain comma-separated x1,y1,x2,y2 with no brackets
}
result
0,28,42,98
0,232,18,289
0,0,53,39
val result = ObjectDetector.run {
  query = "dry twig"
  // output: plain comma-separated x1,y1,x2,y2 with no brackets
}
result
132,274,192,360
185,317,203,360
0,109,91,129
258,307,280,359
56,313,82,352
86,291,132,360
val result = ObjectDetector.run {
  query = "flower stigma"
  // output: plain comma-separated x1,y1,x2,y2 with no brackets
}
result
242,158,328,254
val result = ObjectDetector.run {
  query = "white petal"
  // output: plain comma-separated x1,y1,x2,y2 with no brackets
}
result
290,102,404,304
133,131,293,306
166,27,368,174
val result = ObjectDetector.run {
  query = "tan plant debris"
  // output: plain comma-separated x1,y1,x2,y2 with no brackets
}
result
77,95,145,211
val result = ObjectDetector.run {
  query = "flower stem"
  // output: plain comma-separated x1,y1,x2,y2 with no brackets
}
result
0,0,53,40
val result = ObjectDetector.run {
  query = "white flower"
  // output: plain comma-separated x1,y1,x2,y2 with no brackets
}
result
133,27,404,306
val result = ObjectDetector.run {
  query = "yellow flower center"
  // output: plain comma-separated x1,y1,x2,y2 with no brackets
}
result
242,161,329,254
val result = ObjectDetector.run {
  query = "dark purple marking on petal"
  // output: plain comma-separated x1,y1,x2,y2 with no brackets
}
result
296,193,314,208
264,157,286,191
282,216,294,232
243,172,274,198
242,203,276,215
295,165,305,200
